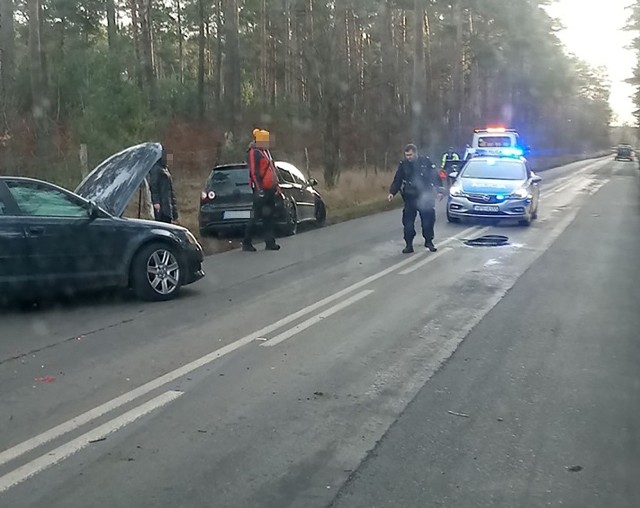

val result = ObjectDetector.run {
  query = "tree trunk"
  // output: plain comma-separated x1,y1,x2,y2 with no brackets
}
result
176,0,184,84
0,0,16,130
214,0,222,110
323,1,347,187
197,0,205,118
106,0,117,51
453,0,464,146
411,0,427,149
223,0,241,129
130,0,143,89
261,0,267,106
380,0,395,150
27,0,49,154
137,0,157,108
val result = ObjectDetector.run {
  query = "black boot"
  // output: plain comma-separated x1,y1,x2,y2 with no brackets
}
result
402,244,414,254
265,241,281,251
242,241,257,252
425,240,437,252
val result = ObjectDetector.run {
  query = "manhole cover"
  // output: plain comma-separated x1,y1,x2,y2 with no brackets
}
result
464,235,509,247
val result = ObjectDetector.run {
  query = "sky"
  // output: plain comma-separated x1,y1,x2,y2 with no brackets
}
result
544,0,636,125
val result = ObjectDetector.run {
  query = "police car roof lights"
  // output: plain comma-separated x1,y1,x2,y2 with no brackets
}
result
473,127,518,134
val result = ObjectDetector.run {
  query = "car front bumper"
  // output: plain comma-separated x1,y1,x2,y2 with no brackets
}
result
182,244,205,285
448,195,533,220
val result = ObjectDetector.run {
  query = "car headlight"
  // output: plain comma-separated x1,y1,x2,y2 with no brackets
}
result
508,188,531,199
449,184,464,197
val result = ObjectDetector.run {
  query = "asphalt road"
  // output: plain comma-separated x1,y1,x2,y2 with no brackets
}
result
0,156,638,508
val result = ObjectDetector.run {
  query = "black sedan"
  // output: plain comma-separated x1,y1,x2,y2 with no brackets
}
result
198,161,326,237
0,143,205,302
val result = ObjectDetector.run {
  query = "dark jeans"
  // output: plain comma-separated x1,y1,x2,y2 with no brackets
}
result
154,211,172,224
244,190,276,245
402,200,435,245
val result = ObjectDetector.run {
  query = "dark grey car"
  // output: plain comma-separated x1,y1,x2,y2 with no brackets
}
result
0,143,205,302
198,161,327,237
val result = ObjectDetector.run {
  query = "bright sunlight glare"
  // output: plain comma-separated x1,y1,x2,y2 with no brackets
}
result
545,0,636,126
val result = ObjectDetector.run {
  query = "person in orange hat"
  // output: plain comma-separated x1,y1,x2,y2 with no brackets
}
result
242,128,282,251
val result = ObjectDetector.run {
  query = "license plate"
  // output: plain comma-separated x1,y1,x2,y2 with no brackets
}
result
473,205,499,212
224,210,251,219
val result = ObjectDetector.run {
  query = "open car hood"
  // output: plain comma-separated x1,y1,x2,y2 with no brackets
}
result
74,142,162,217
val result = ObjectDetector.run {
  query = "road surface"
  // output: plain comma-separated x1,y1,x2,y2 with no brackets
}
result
0,156,638,507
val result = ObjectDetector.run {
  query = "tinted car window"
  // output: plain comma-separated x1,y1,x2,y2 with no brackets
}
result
0,195,6,215
7,182,88,217
461,160,526,180
278,162,307,185
207,167,249,194
278,167,296,184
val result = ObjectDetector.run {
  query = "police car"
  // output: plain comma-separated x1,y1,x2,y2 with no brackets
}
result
447,150,541,226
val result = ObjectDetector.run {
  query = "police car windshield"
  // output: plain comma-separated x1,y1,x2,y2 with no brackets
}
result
461,159,526,180
477,136,512,147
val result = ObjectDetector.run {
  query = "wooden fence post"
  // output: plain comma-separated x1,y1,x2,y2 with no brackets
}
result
79,144,88,178
305,147,310,178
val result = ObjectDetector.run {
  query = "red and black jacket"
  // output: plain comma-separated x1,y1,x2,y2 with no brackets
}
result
248,146,279,191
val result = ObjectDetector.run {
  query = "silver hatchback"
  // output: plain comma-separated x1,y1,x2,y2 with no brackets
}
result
447,157,541,226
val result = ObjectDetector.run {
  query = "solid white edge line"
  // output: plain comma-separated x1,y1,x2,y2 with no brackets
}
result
0,390,183,494
261,290,375,347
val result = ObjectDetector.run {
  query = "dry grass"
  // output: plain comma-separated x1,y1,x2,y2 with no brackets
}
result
125,167,399,255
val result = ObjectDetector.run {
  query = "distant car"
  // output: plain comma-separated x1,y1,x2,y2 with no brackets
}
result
615,144,633,161
0,143,205,302
447,155,541,226
198,161,327,237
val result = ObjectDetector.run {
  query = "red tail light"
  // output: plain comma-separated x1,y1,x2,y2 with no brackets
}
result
201,190,216,202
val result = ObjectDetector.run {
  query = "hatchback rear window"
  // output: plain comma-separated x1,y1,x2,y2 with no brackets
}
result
207,167,249,193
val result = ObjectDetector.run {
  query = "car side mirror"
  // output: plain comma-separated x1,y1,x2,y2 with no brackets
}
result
448,171,459,180
309,178,318,187
88,201,100,220
531,174,542,184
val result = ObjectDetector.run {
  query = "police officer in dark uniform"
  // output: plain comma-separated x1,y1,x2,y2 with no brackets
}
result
388,144,445,254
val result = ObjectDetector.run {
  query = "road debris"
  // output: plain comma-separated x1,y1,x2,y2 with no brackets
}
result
447,410,469,418
89,437,107,444
497,417,504,422
567,465,583,472
34,376,56,383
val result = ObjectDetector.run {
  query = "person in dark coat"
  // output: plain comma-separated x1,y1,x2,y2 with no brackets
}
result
387,144,445,254
148,148,179,224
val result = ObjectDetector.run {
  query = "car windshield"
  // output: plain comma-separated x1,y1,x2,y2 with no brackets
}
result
461,159,526,180
477,136,512,147
207,167,249,194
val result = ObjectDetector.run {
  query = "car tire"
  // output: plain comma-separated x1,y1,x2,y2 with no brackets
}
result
282,201,298,236
131,242,182,301
519,217,532,227
315,199,327,227
447,211,460,223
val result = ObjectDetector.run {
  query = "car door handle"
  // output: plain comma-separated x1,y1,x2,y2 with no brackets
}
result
25,226,46,237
